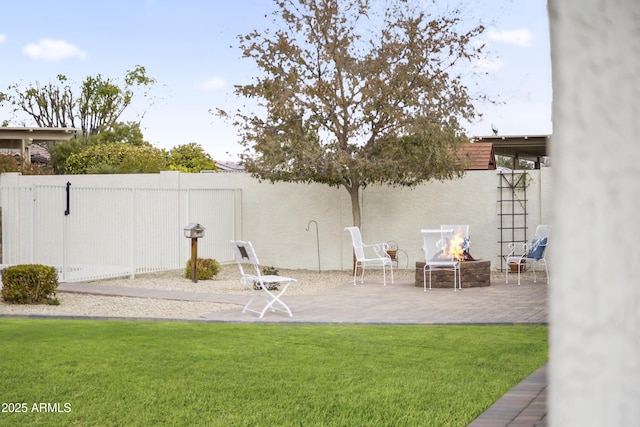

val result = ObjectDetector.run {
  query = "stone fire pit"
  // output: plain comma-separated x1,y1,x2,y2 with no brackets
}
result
415,259,491,288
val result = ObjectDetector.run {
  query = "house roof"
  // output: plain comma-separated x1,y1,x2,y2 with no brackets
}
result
455,142,496,170
29,144,51,163
214,161,245,173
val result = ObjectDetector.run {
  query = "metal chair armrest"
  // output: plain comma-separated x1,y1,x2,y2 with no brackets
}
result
367,242,391,259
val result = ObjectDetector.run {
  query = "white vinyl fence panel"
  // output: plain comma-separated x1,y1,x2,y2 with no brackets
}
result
1,185,239,282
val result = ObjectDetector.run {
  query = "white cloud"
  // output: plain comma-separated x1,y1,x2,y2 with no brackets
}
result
488,28,534,47
201,77,226,90
23,39,87,61
0,34,7,43
473,57,504,72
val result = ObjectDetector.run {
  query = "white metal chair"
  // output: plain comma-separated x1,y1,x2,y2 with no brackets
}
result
422,228,462,291
505,225,551,285
230,240,297,318
344,226,394,285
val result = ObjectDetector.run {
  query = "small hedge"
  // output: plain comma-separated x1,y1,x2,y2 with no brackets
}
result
1,264,59,305
253,266,281,291
184,258,221,280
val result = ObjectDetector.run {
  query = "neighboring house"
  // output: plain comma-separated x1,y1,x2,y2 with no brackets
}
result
214,161,245,173
0,127,79,164
211,137,550,173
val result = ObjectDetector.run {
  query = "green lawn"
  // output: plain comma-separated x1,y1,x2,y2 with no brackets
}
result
0,319,547,426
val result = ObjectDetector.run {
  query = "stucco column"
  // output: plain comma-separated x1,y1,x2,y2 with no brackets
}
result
549,1,640,426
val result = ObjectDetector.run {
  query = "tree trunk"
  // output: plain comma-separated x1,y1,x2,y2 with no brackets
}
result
347,182,361,229
345,182,362,275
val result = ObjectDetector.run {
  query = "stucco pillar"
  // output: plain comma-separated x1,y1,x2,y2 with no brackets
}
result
22,138,31,163
549,1,640,426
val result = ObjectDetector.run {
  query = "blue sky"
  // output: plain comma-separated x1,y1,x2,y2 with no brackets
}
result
0,0,551,161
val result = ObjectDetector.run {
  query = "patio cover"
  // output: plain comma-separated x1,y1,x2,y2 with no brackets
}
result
471,135,550,169
0,127,79,163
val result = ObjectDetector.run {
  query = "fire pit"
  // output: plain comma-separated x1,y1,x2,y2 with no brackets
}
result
414,259,491,288
415,226,491,288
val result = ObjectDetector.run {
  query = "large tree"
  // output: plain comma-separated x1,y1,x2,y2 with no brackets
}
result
219,0,487,228
3,65,155,140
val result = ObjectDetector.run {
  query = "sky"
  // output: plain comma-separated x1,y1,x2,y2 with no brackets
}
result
0,0,552,161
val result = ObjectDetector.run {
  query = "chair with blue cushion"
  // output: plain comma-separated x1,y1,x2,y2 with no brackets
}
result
506,225,551,285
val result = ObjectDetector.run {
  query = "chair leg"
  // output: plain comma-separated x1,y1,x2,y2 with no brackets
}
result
382,265,386,286
423,267,427,292
544,260,549,284
259,289,293,318
352,262,358,286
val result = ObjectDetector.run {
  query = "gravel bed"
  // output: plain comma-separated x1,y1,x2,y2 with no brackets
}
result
87,263,358,296
0,264,396,320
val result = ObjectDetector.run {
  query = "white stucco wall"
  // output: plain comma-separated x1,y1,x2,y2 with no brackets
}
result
549,0,640,425
1,168,551,272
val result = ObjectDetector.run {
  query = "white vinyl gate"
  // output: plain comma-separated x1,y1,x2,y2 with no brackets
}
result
1,185,240,282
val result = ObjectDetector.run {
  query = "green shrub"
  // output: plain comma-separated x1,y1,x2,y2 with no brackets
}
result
1,264,59,304
262,266,279,276
253,266,280,291
184,258,221,280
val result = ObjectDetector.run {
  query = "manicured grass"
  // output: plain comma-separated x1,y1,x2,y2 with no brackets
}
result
0,319,547,426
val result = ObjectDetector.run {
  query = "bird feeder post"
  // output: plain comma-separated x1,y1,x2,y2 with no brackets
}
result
190,237,198,282
184,223,206,283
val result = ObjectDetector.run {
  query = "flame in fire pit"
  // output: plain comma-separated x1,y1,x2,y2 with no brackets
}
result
446,234,466,261
433,231,475,262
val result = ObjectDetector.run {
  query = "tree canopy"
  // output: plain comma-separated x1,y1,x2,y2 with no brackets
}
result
49,121,152,174
3,68,219,175
220,0,487,227
2,65,155,140
166,142,217,173
64,143,166,174
60,134,217,174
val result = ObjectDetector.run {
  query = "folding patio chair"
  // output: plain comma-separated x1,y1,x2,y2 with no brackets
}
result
505,225,551,285
421,228,462,291
230,240,297,318
344,226,394,285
